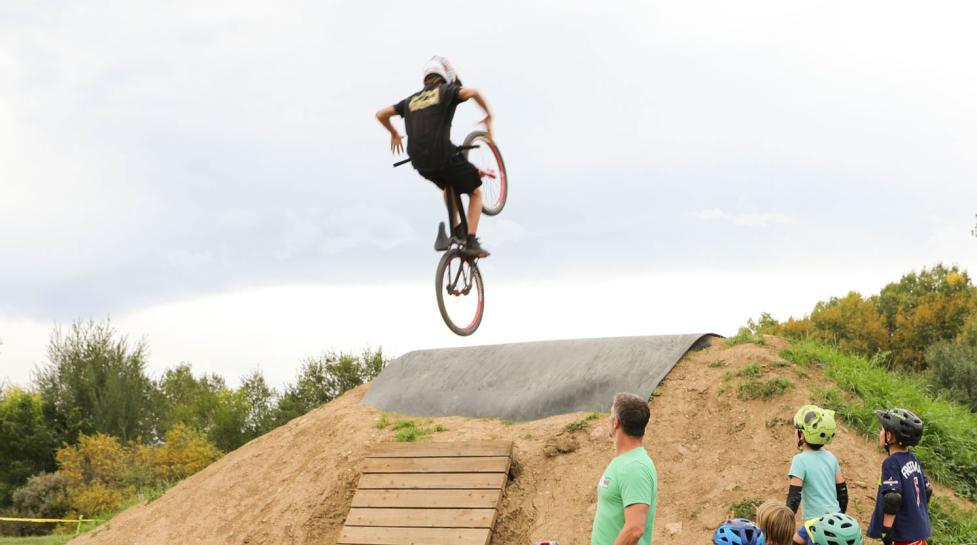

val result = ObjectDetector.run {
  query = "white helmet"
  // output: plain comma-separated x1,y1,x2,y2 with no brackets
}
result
423,55,459,85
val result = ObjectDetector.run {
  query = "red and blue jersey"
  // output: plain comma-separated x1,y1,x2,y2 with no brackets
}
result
867,451,931,541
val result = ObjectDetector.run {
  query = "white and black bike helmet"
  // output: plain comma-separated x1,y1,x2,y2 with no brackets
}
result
423,55,460,86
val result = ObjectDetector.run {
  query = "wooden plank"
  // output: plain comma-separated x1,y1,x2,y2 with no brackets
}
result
351,489,502,509
345,508,496,528
358,473,507,490
339,526,491,545
369,441,513,458
362,457,510,474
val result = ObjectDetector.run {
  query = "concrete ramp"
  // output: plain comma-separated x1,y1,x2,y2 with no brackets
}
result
363,333,717,421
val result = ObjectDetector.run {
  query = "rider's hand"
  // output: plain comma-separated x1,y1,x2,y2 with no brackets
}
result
479,115,493,140
390,133,404,154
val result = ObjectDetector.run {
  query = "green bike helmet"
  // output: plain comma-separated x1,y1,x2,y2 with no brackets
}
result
793,405,837,445
804,513,863,545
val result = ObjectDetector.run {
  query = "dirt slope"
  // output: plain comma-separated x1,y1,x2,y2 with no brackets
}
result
70,337,973,545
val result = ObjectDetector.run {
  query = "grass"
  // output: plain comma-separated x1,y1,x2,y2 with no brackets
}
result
728,496,764,519
765,416,788,428
564,420,589,432
0,537,73,545
930,498,977,545
725,327,766,347
708,359,729,368
782,340,977,502
737,378,793,400
392,419,435,442
374,414,390,429
737,363,765,378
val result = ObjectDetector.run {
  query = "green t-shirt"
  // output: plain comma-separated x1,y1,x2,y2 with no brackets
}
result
788,448,841,519
591,447,658,545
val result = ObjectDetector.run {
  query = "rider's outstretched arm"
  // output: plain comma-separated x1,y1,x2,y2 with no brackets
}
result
458,88,492,137
376,106,403,154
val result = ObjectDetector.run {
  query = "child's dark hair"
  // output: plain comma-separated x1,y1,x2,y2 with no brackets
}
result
424,74,445,86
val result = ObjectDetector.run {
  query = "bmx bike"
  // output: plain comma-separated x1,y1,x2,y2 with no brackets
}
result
393,130,507,335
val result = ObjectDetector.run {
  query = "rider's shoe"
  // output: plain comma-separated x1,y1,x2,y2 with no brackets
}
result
462,235,490,258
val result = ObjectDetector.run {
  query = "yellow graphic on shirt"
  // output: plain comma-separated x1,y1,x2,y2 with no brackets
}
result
409,87,440,112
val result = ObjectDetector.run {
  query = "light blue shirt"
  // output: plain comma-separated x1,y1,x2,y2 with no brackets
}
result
789,448,841,519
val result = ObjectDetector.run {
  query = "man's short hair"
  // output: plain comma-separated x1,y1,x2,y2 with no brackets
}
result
424,73,446,86
612,392,650,438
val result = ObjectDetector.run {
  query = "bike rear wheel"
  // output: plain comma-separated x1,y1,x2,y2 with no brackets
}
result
462,131,507,216
435,249,484,336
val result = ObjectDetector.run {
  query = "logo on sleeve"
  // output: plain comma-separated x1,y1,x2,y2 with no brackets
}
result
598,475,611,489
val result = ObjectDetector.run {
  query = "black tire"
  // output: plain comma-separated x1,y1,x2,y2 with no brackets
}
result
435,249,484,336
462,131,507,216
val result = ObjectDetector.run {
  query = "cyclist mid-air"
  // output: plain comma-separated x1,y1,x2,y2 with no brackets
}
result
376,55,495,257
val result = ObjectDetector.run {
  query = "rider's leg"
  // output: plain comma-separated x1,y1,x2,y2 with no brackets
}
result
467,188,483,236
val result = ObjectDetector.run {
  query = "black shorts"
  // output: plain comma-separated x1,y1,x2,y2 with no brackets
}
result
418,155,483,195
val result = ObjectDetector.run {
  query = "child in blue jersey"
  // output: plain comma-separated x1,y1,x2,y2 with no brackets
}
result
785,406,849,523
866,408,932,545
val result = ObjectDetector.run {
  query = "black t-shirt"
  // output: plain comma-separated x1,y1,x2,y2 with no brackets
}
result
394,83,463,171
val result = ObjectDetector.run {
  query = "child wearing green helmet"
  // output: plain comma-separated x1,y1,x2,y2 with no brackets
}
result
793,513,864,545
785,405,849,523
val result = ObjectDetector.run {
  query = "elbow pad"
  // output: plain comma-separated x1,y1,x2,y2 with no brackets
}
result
786,484,803,514
836,482,849,513
882,490,903,515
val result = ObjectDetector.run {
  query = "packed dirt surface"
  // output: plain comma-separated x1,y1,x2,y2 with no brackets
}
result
70,337,973,545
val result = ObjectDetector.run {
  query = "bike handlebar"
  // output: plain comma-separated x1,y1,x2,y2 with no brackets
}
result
393,144,479,168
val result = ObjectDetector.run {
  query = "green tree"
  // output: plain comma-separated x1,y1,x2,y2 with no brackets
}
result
926,342,977,411
274,349,387,425
155,364,225,436
239,370,276,439
0,387,57,505
35,320,155,445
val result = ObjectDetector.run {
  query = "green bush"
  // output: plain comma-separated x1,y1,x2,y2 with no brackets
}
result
725,327,766,347
728,496,763,519
925,342,977,411
782,341,977,501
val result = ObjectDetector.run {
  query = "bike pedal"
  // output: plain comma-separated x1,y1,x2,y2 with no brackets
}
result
434,222,450,251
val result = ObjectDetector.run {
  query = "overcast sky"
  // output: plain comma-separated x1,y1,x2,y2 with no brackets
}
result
2,1,975,389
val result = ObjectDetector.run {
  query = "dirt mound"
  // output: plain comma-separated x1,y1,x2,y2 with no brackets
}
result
70,338,973,545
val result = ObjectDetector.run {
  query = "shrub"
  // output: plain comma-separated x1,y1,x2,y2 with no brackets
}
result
926,342,977,411
9,473,69,536
725,327,766,347
728,496,764,519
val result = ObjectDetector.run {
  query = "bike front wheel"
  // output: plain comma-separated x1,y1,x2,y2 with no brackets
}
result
435,249,484,336
462,131,507,216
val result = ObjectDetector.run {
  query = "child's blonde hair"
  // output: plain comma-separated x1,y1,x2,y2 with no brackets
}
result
755,500,795,545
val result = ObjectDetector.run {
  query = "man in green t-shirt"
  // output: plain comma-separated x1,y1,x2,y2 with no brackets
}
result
591,392,658,545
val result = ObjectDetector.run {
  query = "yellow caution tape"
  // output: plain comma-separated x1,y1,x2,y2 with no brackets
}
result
0,517,102,524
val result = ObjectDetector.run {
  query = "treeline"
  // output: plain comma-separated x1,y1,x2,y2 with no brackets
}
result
748,263,977,410
0,319,386,536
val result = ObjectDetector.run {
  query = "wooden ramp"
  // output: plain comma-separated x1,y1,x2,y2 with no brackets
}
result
339,441,513,545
